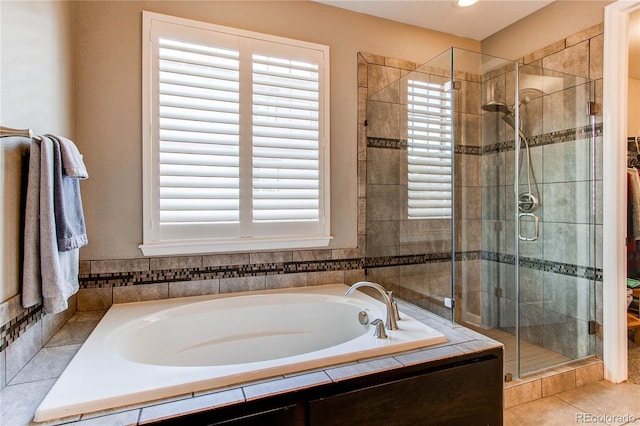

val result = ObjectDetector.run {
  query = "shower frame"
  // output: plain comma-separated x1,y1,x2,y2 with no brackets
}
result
363,47,599,380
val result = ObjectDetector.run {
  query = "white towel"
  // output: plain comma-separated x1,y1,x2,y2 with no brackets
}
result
48,134,88,179
22,136,80,314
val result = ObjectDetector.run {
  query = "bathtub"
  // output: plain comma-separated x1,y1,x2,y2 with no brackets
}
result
34,284,447,422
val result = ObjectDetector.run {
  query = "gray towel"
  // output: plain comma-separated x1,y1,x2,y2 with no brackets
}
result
22,140,42,309
22,136,81,314
51,137,88,251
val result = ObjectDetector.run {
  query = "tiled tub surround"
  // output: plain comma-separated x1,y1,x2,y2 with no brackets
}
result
0,250,364,389
1,294,501,425
34,284,447,421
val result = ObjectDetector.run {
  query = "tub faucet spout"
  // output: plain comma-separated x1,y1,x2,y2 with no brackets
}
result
345,281,398,330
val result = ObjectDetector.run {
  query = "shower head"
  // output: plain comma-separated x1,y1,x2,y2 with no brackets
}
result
483,100,528,142
482,97,531,115
481,101,513,115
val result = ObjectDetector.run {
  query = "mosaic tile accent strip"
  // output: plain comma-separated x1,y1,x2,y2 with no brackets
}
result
0,304,43,352
481,251,603,282
367,137,407,150
368,123,601,157
365,250,602,282
455,145,483,156
483,140,515,155
80,258,365,289
367,137,482,156
79,249,604,292
365,251,480,269
484,123,603,154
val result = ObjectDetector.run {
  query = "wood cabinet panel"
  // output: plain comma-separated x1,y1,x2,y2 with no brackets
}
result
308,357,502,426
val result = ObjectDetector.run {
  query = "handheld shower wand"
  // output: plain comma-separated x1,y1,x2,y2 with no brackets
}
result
481,98,539,213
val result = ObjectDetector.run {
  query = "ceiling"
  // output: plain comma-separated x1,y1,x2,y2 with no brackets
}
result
312,0,554,41
314,0,639,79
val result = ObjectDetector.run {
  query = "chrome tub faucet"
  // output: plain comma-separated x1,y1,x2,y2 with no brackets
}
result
345,281,398,330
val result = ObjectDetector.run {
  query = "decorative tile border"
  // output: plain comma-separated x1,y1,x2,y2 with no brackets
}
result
365,250,602,282
480,251,602,281
456,145,483,156
0,304,43,352
367,123,602,156
79,258,365,289
366,137,407,150
76,250,602,292
484,123,603,154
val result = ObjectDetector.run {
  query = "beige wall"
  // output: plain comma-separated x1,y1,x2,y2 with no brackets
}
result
1,0,74,302
481,0,613,60
74,0,479,260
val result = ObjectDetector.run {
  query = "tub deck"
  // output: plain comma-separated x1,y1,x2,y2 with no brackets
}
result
1,286,503,425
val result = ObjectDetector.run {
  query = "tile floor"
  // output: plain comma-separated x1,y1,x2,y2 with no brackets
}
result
465,323,572,376
504,380,640,425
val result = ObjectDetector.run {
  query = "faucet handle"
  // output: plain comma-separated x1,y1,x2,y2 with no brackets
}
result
371,319,387,339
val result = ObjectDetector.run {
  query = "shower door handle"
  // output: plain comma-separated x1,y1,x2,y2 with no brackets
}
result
518,212,539,242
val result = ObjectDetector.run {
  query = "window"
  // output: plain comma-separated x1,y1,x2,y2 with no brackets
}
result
141,12,330,255
406,79,453,219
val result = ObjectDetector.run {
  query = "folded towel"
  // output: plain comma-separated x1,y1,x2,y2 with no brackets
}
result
47,134,88,179
51,137,88,251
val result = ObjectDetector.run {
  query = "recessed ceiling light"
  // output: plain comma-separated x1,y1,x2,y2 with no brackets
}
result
458,0,478,7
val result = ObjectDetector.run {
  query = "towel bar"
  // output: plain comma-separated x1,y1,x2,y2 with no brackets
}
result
1,126,34,139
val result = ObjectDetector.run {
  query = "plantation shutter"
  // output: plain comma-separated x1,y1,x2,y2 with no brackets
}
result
158,37,241,239
252,54,320,224
141,12,330,255
407,79,453,219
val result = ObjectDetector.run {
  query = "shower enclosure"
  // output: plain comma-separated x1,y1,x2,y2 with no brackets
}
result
363,48,599,379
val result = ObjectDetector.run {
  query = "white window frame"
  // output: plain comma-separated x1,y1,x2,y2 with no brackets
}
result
140,12,331,256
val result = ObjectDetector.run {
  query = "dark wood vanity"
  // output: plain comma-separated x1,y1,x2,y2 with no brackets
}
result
149,346,503,426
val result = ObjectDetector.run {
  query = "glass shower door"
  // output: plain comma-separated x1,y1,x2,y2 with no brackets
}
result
514,65,597,376
478,56,597,379
363,49,456,323
362,47,597,381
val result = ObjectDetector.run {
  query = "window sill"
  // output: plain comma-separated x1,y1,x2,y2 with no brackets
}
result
139,236,333,256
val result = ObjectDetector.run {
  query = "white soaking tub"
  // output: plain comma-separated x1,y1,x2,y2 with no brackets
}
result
34,284,447,422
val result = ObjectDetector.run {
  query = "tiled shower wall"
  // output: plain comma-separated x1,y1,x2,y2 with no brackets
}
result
359,22,604,365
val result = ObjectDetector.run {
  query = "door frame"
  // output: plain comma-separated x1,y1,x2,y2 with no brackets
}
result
602,0,640,383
